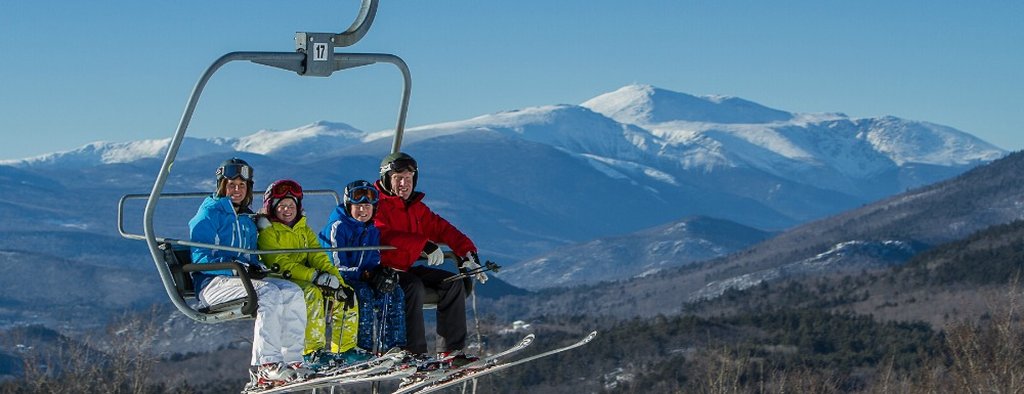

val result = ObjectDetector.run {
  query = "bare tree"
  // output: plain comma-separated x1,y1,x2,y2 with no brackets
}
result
0,307,169,394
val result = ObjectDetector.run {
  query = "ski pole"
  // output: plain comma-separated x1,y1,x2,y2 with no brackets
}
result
323,286,335,353
442,261,501,283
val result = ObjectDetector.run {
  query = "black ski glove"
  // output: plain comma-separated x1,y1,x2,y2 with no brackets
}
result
336,285,356,309
368,266,399,294
245,262,267,280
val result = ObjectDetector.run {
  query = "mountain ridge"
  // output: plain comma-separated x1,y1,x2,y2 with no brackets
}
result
0,84,1008,291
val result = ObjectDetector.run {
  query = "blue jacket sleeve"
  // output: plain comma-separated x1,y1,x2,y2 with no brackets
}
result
188,205,227,264
321,218,359,283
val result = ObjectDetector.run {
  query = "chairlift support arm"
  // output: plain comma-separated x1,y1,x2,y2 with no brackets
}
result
141,0,409,323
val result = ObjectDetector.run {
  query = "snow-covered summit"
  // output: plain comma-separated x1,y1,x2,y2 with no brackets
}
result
388,105,653,162
0,137,234,167
857,116,1004,166
235,121,367,159
2,121,369,167
582,84,793,125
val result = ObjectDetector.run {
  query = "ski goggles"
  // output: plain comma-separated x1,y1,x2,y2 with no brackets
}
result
381,158,417,174
347,185,378,204
269,180,303,200
216,163,253,181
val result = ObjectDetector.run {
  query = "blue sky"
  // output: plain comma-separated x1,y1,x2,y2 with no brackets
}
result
2,1,1022,160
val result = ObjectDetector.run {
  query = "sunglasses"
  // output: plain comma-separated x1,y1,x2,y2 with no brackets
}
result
217,163,253,181
269,180,303,200
347,185,378,204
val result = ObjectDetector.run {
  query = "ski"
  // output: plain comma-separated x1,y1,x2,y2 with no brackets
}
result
393,333,536,394
241,349,409,394
246,365,416,394
319,347,407,377
403,330,597,394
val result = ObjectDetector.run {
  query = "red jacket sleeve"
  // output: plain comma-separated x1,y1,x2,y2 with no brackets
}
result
418,208,476,257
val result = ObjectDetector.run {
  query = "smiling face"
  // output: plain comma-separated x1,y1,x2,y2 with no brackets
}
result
349,202,374,223
274,197,298,223
389,170,415,200
225,178,248,206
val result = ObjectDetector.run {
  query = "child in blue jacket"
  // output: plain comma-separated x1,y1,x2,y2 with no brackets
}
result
319,180,406,352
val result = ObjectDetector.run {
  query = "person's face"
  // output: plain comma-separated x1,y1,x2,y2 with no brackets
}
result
389,170,415,200
225,178,247,205
275,198,298,223
349,203,374,223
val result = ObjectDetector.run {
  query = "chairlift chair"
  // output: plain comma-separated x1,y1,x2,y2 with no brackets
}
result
119,0,410,324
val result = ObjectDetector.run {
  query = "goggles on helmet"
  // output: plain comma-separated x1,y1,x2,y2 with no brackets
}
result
269,180,303,200
347,185,378,204
217,163,253,181
381,158,417,174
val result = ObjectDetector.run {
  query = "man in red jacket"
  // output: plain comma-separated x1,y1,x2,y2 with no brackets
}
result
373,152,488,362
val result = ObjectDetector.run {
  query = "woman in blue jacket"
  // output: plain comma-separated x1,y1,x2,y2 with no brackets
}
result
187,158,312,390
319,179,406,353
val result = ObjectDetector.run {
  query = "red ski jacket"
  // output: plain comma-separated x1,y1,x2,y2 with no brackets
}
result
373,180,477,271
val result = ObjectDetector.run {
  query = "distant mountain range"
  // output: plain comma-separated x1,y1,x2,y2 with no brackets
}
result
501,216,774,289
484,150,1024,321
0,84,1006,296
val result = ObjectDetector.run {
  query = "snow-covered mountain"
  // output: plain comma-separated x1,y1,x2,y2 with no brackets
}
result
0,84,1006,291
234,121,367,159
583,84,795,125
582,85,1003,198
0,121,368,167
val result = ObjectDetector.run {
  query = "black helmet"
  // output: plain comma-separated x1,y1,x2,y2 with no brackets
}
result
342,180,379,219
378,152,418,194
215,157,254,207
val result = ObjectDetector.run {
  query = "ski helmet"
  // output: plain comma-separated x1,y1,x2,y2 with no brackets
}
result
262,179,304,221
343,179,379,220
215,157,254,207
378,152,418,194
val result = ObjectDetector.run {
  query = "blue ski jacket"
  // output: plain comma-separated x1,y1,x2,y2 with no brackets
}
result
318,204,382,284
187,195,259,293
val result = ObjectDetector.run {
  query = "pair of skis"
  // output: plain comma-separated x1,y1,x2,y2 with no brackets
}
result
243,348,410,394
395,330,598,394
243,330,597,394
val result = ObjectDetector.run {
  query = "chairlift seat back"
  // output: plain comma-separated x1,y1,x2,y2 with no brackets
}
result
159,243,255,316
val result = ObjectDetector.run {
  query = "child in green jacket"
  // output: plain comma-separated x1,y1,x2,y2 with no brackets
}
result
257,179,369,370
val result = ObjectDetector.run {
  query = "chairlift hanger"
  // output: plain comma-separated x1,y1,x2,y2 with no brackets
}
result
129,0,407,324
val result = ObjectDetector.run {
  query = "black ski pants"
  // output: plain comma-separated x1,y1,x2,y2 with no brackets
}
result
398,266,467,355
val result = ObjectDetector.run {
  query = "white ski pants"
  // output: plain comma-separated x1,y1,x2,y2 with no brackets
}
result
199,276,307,366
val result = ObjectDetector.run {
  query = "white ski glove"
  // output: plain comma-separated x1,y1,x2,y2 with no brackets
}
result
313,271,341,290
463,252,488,284
422,241,445,266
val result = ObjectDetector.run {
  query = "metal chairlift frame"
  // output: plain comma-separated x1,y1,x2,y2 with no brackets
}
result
127,0,410,324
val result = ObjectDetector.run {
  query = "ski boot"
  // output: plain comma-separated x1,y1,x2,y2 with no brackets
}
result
437,349,480,368
246,362,299,390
